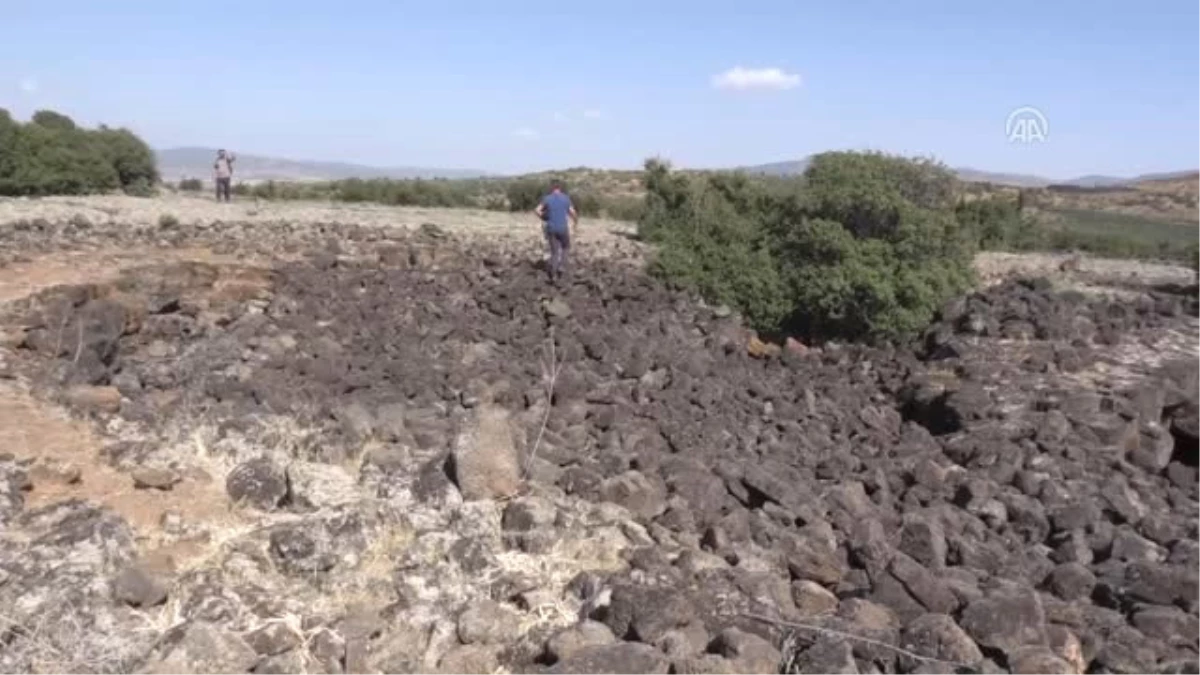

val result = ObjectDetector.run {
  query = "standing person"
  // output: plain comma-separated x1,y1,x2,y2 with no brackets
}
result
213,149,236,202
533,179,578,284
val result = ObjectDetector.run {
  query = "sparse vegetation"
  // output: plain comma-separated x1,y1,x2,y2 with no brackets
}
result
1035,207,1197,262
0,108,158,197
178,178,203,192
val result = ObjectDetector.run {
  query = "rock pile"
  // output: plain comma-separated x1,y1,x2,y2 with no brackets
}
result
0,221,1196,674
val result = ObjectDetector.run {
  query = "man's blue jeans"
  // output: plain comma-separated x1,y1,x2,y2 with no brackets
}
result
545,226,570,280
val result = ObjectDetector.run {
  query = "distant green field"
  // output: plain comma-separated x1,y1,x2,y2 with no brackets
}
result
1038,207,1198,262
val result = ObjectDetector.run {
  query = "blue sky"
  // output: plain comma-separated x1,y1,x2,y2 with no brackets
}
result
4,0,1198,177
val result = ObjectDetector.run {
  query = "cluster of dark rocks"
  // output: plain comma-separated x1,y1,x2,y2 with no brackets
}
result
0,220,1196,674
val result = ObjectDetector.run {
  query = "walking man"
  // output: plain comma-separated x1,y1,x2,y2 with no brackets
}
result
533,179,578,284
213,149,236,202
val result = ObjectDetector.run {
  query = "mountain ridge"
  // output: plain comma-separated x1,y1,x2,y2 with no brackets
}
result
157,147,1197,190
739,158,1198,188
156,147,489,182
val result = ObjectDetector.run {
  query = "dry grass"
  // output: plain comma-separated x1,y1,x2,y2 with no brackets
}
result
0,601,157,674
973,250,1194,290
523,329,564,481
0,193,641,256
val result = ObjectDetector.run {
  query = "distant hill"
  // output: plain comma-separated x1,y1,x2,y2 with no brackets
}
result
952,168,1053,188
740,158,1054,187
156,147,488,183
739,157,1198,190
737,159,812,176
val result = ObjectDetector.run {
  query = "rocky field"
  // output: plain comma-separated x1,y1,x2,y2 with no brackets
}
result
0,200,1196,674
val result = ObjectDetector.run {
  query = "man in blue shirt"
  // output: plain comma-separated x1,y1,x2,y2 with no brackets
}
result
534,180,579,284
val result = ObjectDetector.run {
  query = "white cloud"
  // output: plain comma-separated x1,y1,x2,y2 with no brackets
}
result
711,66,801,92
551,111,567,123
512,127,540,140
582,108,605,120
19,76,38,94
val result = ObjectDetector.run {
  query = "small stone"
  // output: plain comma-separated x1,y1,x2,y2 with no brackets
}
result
334,402,375,441
457,599,521,645
254,650,307,674
502,496,556,532
452,404,522,501
0,326,25,349
672,655,740,674
711,627,781,674
898,512,948,568
245,621,302,656
599,470,667,521
132,466,181,490
785,337,808,356
309,629,346,673
797,639,859,674
65,385,121,413
28,460,82,486
160,509,185,535
545,621,616,662
792,580,839,617
785,537,846,586
544,298,572,319
1131,606,1200,646
900,613,983,669
436,644,500,674
226,457,289,510
141,622,258,674
1044,562,1096,601
747,336,781,359
959,588,1048,656
1046,625,1086,675
1007,646,1074,674
112,565,168,608
547,643,669,674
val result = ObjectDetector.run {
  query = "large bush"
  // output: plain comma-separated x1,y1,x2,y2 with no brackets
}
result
647,169,793,329
640,151,980,344
0,108,160,196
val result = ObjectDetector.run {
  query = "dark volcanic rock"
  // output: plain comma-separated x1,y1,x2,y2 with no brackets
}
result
225,458,289,510
3,223,1196,675
546,642,669,674
958,587,1048,657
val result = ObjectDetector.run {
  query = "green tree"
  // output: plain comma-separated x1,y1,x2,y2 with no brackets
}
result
0,109,160,196
640,150,979,344
92,125,159,191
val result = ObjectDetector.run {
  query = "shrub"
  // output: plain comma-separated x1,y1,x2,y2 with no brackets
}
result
571,191,603,218
91,125,159,192
179,178,204,192
123,177,157,198
506,178,548,212
954,196,1041,250
641,151,978,344
0,108,159,196
647,172,792,329
158,213,179,229
600,195,645,222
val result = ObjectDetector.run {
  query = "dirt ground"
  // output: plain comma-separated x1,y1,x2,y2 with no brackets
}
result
0,193,642,252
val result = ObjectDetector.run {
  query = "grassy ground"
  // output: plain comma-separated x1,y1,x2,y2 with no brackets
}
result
1038,207,1197,261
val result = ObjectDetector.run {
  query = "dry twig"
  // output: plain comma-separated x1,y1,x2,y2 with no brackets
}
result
523,326,563,479
741,611,976,673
